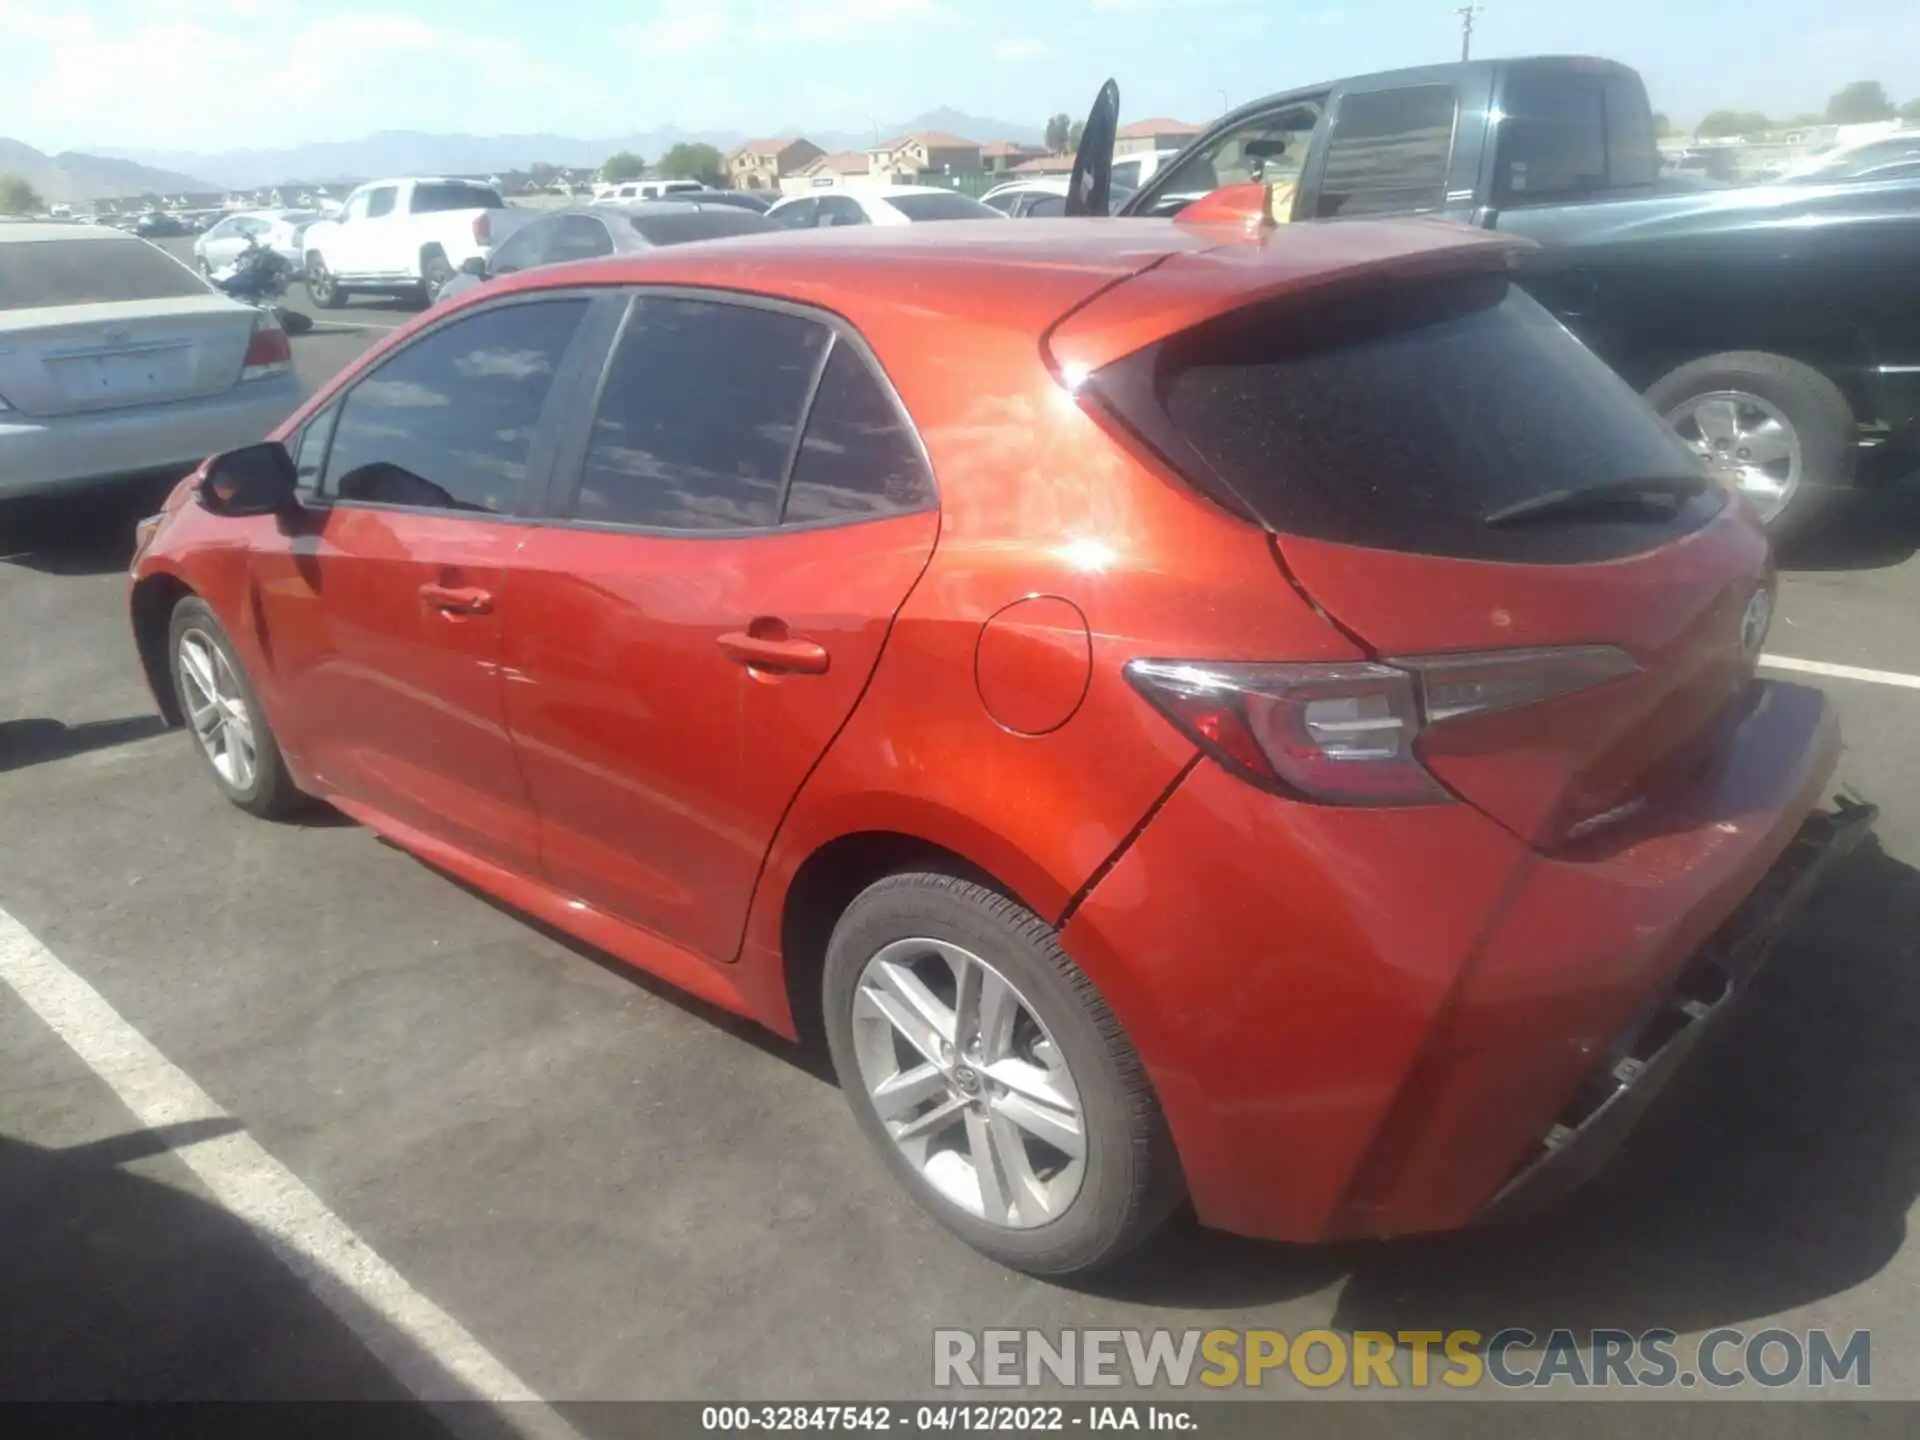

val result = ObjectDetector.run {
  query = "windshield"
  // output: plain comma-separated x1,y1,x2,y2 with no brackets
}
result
0,237,209,310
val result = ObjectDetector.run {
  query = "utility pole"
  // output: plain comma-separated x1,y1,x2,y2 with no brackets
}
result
1455,3,1484,62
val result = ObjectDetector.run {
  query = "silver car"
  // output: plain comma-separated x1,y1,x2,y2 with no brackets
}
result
192,210,322,279
1,224,306,500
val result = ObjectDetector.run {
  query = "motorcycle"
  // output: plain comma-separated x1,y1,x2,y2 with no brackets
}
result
209,236,315,336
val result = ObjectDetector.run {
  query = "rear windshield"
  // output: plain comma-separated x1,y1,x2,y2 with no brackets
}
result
1094,274,1720,564
0,237,209,311
411,183,505,213
885,192,1000,222
627,210,773,245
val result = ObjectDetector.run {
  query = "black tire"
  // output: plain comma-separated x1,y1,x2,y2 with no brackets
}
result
1645,350,1855,541
166,597,304,819
418,248,454,304
304,253,345,310
822,872,1184,1275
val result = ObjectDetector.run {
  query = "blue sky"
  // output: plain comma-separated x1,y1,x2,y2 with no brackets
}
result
1,0,1916,153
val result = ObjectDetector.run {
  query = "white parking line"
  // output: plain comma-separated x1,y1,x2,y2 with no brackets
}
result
1761,654,1920,691
0,903,580,1439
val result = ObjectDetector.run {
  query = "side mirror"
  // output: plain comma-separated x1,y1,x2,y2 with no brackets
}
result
199,442,298,517
1065,79,1121,217
460,255,487,277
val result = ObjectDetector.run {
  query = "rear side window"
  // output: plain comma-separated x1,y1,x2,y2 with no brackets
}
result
412,183,506,213
1093,275,1720,564
783,343,934,525
323,299,587,512
884,192,1000,221
1315,85,1457,218
573,298,829,530
1495,71,1658,205
0,239,207,310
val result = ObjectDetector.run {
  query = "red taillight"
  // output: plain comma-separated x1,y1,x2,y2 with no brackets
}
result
1126,646,1638,806
240,315,292,382
472,213,491,245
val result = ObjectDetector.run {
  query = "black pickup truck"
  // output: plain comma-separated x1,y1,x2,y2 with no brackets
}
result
1071,57,1920,535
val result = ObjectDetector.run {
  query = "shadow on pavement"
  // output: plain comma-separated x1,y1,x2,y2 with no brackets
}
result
0,477,180,577
0,1118,462,1423
0,715,168,774
1777,474,1920,573
1081,838,1920,1336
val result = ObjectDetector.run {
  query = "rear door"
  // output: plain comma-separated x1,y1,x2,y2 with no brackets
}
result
0,235,255,416
1072,266,1770,850
249,294,603,872
499,293,939,963
353,184,403,278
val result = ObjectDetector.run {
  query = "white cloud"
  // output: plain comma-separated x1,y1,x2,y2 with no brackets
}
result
628,0,955,55
991,36,1050,63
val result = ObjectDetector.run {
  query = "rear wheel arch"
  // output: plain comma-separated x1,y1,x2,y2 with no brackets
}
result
779,830,1030,1051
132,572,196,727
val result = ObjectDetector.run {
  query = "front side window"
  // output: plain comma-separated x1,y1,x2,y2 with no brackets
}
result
365,187,398,219
322,299,588,513
572,297,829,530
816,196,869,227
783,343,934,525
769,198,819,229
1137,101,1324,214
1315,85,1458,218
292,407,338,493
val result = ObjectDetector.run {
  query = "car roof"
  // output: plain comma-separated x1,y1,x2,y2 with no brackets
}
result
474,216,1524,339
872,185,966,198
0,222,132,244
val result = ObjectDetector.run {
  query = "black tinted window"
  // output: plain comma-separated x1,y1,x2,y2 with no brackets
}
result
325,299,587,512
815,196,869,228
0,238,206,310
366,188,397,218
545,215,614,262
626,209,773,245
413,183,505,213
770,198,818,229
1102,276,1718,564
1316,86,1456,217
1495,72,1657,205
293,408,337,492
784,343,934,525
574,298,828,530
884,192,1000,221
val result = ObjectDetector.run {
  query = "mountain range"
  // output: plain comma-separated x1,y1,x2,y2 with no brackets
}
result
0,138,215,203
73,108,1048,191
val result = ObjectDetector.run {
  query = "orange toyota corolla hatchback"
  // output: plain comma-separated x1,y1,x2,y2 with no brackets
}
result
130,218,1873,1275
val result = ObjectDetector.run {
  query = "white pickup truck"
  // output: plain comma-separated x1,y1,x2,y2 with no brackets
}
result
300,177,517,308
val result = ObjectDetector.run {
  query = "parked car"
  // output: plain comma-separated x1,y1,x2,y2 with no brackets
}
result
981,179,1069,217
132,212,190,238
1,224,303,501
129,217,1871,1276
1094,57,1920,537
595,178,708,202
655,188,771,214
431,201,776,305
299,177,517,308
767,186,1004,228
1772,131,1920,185
194,210,323,279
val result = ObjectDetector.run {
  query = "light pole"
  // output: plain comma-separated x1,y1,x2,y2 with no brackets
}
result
1455,3,1484,62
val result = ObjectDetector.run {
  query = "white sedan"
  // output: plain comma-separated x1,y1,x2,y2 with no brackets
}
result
766,185,1004,228
192,210,323,279
1,224,305,500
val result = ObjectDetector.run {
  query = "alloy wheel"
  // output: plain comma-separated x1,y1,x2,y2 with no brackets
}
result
1665,390,1803,524
850,938,1086,1229
177,630,258,791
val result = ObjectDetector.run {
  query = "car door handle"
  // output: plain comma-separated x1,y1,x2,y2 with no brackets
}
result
718,628,830,675
418,582,494,616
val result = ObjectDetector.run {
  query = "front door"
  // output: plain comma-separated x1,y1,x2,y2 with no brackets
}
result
251,295,595,873
499,294,939,963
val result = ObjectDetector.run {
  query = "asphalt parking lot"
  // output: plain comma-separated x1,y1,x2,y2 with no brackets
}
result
3,293,1919,1431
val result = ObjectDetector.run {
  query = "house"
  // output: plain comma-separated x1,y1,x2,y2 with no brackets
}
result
1115,118,1201,156
867,131,983,180
792,151,873,189
727,137,827,191
1010,154,1076,175
980,140,1048,174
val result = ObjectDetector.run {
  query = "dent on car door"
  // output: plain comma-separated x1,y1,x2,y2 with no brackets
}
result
499,295,940,963
247,296,599,872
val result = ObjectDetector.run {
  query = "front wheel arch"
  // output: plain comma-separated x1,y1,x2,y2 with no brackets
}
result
132,572,195,727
